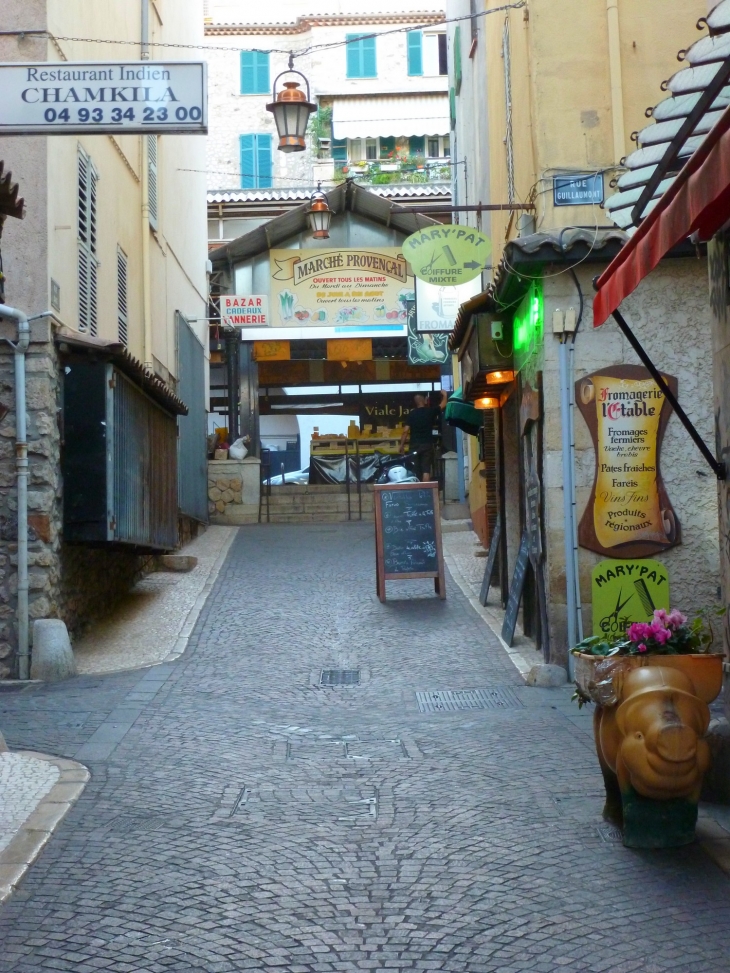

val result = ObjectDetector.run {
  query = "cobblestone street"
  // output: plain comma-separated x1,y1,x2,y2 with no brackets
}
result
1,524,730,972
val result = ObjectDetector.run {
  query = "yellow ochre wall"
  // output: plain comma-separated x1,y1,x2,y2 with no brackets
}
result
482,0,708,262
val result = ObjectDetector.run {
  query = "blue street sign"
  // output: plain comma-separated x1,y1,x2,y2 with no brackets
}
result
553,172,604,207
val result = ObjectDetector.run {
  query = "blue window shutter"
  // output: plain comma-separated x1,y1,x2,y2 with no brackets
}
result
331,138,348,162
363,35,376,77
240,134,255,188
409,136,425,157
241,52,255,94
241,51,269,93
256,52,270,94
346,34,361,78
408,32,423,76
256,134,273,189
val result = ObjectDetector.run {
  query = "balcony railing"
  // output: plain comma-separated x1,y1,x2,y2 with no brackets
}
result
334,158,451,186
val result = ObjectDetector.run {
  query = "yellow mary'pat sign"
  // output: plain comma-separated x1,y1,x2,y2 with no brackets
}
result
402,225,491,286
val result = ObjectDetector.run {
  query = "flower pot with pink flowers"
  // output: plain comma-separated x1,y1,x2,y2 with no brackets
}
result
571,607,725,849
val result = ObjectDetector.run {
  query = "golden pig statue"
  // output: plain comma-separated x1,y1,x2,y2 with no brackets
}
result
593,663,715,848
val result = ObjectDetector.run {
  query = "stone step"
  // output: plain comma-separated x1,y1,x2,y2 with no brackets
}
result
264,497,374,511
262,512,375,524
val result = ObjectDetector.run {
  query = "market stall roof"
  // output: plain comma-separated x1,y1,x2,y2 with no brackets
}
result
207,183,451,204
449,228,627,351
54,327,188,416
208,179,439,268
596,0,730,325
332,94,449,139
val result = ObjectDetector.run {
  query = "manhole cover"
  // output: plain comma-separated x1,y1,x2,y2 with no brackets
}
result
320,669,360,686
596,823,623,843
415,688,523,712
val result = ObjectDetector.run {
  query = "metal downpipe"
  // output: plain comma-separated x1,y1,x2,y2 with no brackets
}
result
0,304,30,679
559,340,577,677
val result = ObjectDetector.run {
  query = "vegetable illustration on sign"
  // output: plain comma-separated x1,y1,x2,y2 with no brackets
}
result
402,225,491,286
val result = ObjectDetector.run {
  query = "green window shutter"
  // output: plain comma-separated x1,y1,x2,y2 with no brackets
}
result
449,87,456,129
346,34,361,78
362,35,377,77
407,31,423,76
256,134,273,188
240,134,255,188
347,34,376,78
454,25,462,93
409,136,425,156
379,136,396,159
241,51,269,94
332,137,348,162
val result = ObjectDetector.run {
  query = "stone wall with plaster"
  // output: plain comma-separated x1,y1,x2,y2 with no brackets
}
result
542,257,719,665
208,458,260,525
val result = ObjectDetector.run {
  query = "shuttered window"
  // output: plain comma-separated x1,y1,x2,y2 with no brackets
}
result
379,136,396,160
409,136,425,157
346,34,377,78
241,51,269,94
407,31,423,76
77,147,98,336
240,133,273,189
147,134,159,230
117,247,129,346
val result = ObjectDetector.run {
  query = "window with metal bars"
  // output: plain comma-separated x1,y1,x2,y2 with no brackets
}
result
117,247,129,346
78,147,98,336
147,134,159,229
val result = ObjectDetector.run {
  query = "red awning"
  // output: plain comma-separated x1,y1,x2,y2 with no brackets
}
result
593,102,730,327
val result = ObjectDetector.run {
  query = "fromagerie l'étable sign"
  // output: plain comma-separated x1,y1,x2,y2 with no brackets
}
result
576,365,680,558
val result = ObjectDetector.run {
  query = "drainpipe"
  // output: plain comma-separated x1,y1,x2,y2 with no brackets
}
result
558,338,578,676
606,0,626,161
141,0,153,370
0,304,30,679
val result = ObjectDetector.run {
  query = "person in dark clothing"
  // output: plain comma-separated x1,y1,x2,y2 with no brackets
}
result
399,390,448,481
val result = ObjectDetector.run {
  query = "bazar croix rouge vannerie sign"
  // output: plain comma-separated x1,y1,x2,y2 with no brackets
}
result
576,365,680,558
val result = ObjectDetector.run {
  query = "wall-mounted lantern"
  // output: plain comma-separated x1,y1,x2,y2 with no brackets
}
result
266,55,316,153
474,395,500,409
308,185,332,239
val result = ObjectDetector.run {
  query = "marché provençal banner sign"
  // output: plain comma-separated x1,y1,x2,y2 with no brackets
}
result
577,365,680,558
0,62,207,134
402,224,491,286
270,248,414,328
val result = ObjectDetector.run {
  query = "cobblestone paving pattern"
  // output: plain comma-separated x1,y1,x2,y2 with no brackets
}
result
1,523,730,972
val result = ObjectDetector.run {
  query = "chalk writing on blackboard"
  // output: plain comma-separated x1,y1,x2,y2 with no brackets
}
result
374,482,446,601
501,531,530,646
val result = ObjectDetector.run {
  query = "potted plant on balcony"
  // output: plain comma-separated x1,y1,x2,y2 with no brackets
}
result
572,607,725,849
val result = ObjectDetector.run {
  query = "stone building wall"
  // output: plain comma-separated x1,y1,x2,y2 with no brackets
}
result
208,458,260,525
542,257,720,665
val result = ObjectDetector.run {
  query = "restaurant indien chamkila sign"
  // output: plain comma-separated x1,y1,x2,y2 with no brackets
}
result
576,365,680,558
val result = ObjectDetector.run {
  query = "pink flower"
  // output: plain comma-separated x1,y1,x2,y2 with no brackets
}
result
649,621,671,644
627,622,652,642
653,609,669,626
667,609,687,629
637,643,648,654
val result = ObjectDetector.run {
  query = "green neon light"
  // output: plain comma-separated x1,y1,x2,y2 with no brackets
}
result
512,279,543,372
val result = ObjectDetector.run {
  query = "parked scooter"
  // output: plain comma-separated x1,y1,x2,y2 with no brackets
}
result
374,452,420,484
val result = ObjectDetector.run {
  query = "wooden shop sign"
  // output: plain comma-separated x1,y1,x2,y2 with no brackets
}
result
576,365,680,558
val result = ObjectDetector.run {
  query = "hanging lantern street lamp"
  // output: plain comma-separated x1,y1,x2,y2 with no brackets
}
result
266,53,317,153
308,184,332,239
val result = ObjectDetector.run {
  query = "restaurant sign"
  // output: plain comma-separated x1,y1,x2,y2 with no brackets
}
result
576,365,680,558
270,248,413,329
0,62,207,134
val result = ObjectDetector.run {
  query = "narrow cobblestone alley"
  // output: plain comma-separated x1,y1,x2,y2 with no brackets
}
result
1,524,730,973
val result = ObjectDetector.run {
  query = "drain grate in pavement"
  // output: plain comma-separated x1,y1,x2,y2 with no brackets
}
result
596,823,623,843
320,669,360,686
415,688,523,712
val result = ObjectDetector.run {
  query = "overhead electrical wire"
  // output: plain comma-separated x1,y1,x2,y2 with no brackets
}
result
1,3,527,60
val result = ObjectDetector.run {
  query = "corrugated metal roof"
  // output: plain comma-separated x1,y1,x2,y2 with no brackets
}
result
332,94,449,138
209,180,440,268
54,327,188,416
207,183,451,204
606,0,730,234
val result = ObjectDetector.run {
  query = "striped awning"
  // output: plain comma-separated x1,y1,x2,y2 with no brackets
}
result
332,94,449,139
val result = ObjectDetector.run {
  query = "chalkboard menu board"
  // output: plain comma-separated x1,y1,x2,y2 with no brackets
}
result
374,482,446,602
501,531,530,646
